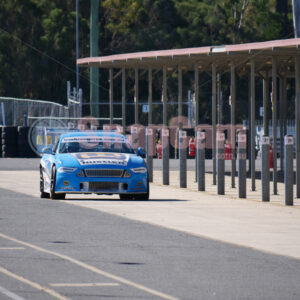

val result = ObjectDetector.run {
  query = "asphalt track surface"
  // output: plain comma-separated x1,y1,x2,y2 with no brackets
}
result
0,159,300,299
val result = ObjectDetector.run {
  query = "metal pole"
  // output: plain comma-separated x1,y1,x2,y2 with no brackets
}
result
90,0,99,118
217,73,221,125
295,55,300,198
261,135,270,202
195,64,199,128
148,66,152,125
285,135,294,205
76,0,79,95
1,102,6,126
231,62,236,188
283,76,287,138
280,77,284,171
293,0,300,37
263,72,269,136
162,66,169,185
147,66,153,182
250,59,256,191
217,131,225,195
178,65,183,130
135,67,139,124
238,131,247,198
179,130,187,188
109,68,113,126
122,67,126,134
23,115,28,127
146,127,154,182
272,57,278,195
163,65,167,126
194,64,199,182
79,88,83,118
212,62,217,185
162,127,169,185
131,126,138,150
13,101,16,126
197,131,205,191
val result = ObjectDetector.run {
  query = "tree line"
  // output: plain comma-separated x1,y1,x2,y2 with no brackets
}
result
0,0,293,123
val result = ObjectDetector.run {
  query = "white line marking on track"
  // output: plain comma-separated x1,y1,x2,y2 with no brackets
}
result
0,233,180,300
0,247,25,250
0,265,70,300
0,285,26,300
50,283,120,287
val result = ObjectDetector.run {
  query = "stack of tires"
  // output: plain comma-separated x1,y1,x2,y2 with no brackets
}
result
2,126,18,157
18,126,37,158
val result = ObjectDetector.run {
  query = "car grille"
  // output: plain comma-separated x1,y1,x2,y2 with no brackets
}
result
85,169,123,178
88,182,119,191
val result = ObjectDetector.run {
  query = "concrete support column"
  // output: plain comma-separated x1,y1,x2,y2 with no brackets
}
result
295,56,300,198
230,62,236,188
238,131,247,198
261,136,270,202
179,130,187,188
109,68,113,125
197,131,206,191
217,131,225,195
285,135,294,205
146,127,154,182
135,67,139,124
272,57,278,195
162,127,169,185
250,59,256,191
212,62,217,185
122,67,126,134
131,126,138,150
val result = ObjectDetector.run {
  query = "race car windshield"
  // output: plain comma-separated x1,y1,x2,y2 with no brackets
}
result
59,137,135,154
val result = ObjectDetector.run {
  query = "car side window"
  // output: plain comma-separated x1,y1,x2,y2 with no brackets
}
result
53,139,59,153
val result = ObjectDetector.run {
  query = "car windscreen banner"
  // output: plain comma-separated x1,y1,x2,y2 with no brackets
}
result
71,152,129,166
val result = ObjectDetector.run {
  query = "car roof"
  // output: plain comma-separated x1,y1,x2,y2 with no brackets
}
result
60,131,126,140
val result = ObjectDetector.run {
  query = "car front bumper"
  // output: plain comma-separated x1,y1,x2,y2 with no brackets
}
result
55,169,148,194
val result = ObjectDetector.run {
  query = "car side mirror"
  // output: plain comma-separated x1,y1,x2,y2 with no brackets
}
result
137,147,146,158
41,146,54,155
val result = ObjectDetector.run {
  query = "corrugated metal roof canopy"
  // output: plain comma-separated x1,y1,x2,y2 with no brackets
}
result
77,38,300,71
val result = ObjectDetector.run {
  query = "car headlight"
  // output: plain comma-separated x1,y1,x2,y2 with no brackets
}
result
130,167,147,173
57,167,77,173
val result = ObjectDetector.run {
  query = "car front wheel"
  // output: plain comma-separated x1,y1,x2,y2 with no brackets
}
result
50,166,65,200
40,167,49,199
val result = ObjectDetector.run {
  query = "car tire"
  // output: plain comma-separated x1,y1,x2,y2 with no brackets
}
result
119,194,134,200
40,167,49,199
50,166,65,200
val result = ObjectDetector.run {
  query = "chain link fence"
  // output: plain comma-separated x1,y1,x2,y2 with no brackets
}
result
0,97,70,127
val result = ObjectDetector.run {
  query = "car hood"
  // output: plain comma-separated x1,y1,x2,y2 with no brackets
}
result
56,152,144,168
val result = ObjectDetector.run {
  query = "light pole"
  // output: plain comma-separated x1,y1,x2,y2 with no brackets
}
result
76,0,81,117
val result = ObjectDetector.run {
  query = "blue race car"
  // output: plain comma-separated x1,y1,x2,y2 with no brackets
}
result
40,131,149,200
